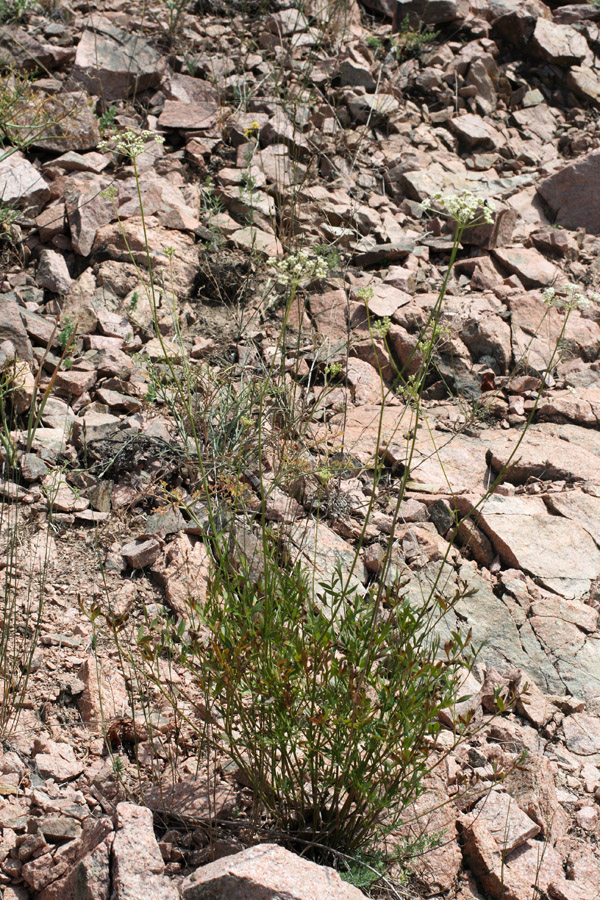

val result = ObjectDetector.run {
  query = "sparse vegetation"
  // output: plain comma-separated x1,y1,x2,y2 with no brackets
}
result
2,3,600,897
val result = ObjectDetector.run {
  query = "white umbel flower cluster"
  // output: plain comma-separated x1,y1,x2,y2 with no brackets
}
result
542,283,598,310
420,190,496,228
98,129,164,160
267,249,328,286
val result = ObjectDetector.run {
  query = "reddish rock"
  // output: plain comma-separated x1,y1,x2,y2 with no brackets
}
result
360,282,411,318
180,844,366,899
461,817,568,900
37,249,73,294
151,534,211,618
466,493,600,596
20,91,100,152
146,776,237,821
72,16,165,100
471,791,540,854
66,180,116,257
449,114,503,149
502,753,567,841
35,202,66,242
491,247,560,288
530,18,588,65
0,293,33,360
34,740,84,783
53,367,97,398
394,787,462,893
537,149,600,234
112,803,179,900
21,817,112,893
346,357,386,404
567,66,600,106
158,74,218,131
38,835,112,900
77,655,129,729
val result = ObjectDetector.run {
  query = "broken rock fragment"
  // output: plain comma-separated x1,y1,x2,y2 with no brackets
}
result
470,791,540,854
112,803,179,900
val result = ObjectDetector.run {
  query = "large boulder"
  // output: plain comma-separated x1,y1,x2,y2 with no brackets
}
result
180,844,366,899
536,149,600,233
71,15,165,100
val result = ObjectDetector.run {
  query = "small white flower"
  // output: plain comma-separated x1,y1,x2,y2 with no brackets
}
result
543,283,597,310
421,190,495,228
268,250,329,286
100,129,164,160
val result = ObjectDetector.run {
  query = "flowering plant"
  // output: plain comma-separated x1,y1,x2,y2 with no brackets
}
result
98,129,164,161
267,249,329,286
542,283,598,311
420,190,495,228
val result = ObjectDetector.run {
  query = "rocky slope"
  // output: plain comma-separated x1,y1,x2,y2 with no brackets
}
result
1,0,600,897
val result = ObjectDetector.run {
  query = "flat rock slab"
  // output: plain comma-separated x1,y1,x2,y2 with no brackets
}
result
492,247,560,288
72,15,165,100
471,791,540,854
408,558,600,699
508,292,600,374
485,423,600,487
403,560,560,693
449,113,504,149
180,843,367,899
563,713,600,759
544,490,600,545
469,493,600,597
0,151,49,210
530,17,588,65
323,406,492,492
537,148,600,233
285,520,366,613
158,73,218,130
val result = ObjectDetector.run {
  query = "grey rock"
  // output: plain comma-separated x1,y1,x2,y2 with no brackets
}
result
0,293,33,360
393,0,467,26
121,537,162,569
37,249,73,294
0,150,49,210
339,58,376,92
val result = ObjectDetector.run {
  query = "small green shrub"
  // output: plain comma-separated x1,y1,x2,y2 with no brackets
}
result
393,17,436,59
141,544,475,859
0,0,37,23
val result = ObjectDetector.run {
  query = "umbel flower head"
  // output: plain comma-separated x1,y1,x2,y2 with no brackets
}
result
542,283,598,310
268,249,329,286
420,190,496,228
98,129,164,161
